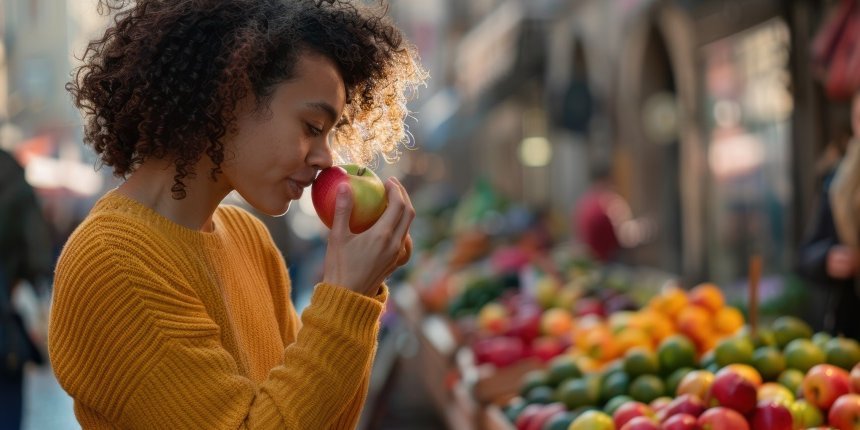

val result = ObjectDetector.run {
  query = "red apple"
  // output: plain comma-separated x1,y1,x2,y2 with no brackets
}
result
311,164,387,233
751,401,792,430
828,393,860,430
515,404,544,430
613,401,654,429
530,336,565,362
659,394,706,421
851,362,860,393
663,413,698,430
619,416,660,430
710,371,758,415
697,407,750,430
524,402,566,430
803,364,852,410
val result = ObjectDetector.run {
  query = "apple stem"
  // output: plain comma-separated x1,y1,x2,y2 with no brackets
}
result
357,167,366,176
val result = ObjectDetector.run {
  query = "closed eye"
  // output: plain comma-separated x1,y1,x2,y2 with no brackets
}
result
306,123,323,137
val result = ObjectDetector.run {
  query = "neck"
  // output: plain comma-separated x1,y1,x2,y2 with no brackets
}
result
117,158,231,232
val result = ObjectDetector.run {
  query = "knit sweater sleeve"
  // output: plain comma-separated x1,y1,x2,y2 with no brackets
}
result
49,225,387,429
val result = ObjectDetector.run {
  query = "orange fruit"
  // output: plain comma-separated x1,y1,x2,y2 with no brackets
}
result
714,307,744,335
616,328,654,352
676,306,712,347
689,283,725,314
652,285,689,318
541,308,574,337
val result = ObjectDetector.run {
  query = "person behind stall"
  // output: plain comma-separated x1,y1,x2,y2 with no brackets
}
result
798,90,860,339
48,0,425,428
0,147,54,430
573,161,652,262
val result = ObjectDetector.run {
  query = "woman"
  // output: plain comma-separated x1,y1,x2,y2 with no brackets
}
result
48,0,425,428
799,90,860,339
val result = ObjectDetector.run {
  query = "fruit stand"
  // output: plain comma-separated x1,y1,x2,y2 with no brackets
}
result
395,222,860,430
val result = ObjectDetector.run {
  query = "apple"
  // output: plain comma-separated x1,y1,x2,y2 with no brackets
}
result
530,336,565,362
659,394,706,421
751,401,793,430
619,416,660,430
311,164,387,233
802,364,852,410
515,404,544,430
697,407,750,430
852,362,860,393
524,402,566,430
569,410,615,430
757,382,794,407
663,413,698,430
677,370,715,400
828,393,860,430
790,399,824,429
710,370,758,415
613,401,654,429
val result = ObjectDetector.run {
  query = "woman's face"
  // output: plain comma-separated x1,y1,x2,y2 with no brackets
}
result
222,52,345,216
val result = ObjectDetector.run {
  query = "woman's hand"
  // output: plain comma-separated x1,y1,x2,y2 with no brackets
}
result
827,245,858,279
322,177,415,296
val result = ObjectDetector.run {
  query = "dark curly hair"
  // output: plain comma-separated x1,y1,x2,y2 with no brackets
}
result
68,0,426,198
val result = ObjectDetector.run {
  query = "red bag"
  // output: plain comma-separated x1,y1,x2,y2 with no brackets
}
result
812,0,860,100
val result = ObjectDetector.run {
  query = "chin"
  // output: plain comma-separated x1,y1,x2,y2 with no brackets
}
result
242,193,292,217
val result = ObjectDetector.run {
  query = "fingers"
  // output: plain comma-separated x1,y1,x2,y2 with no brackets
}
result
330,183,353,238
395,234,413,267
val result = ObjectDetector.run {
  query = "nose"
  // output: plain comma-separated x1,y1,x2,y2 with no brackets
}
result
307,137,334,170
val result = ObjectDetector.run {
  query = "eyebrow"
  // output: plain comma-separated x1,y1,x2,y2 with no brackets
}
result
305,101,339,125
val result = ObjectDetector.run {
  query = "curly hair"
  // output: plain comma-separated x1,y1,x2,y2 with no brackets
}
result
68,0,426,198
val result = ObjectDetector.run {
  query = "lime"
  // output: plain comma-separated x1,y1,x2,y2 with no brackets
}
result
666,367,694,395
520,369,549,396
772,316,813,348
629,374,665,404
525,385,555,404
777,368,805,395
812,332,833,350
824,337,860,370
556,377,600,410
546,355,583,387
624,347,660,378
752,346,787,381
503,399,529,423
543,411,576,430
714,337,754,367
658,335,698,374
784,339,826,373
600,371,630,403
603,394,634,415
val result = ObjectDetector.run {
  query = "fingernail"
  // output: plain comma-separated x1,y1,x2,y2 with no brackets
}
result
338,184,348,195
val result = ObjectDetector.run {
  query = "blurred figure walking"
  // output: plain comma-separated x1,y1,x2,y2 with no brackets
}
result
0,147,53,430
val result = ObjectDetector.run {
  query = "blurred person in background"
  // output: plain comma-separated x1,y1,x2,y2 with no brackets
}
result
48,0,423,428
0,147,53,430
798,90,860,339
573,163,652,263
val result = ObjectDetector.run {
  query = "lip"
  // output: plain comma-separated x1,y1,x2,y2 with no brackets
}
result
288,180,305,198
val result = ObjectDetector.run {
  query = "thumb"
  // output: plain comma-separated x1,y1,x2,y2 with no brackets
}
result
331,183,353,235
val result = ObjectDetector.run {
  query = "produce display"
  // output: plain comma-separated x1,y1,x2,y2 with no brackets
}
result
399,194,860,430
503,303,860,430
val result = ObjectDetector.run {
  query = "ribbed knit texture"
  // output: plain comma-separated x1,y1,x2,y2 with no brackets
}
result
48,189,386,429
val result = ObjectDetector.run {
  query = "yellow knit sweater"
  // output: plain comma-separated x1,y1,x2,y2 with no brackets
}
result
48,190,386,429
